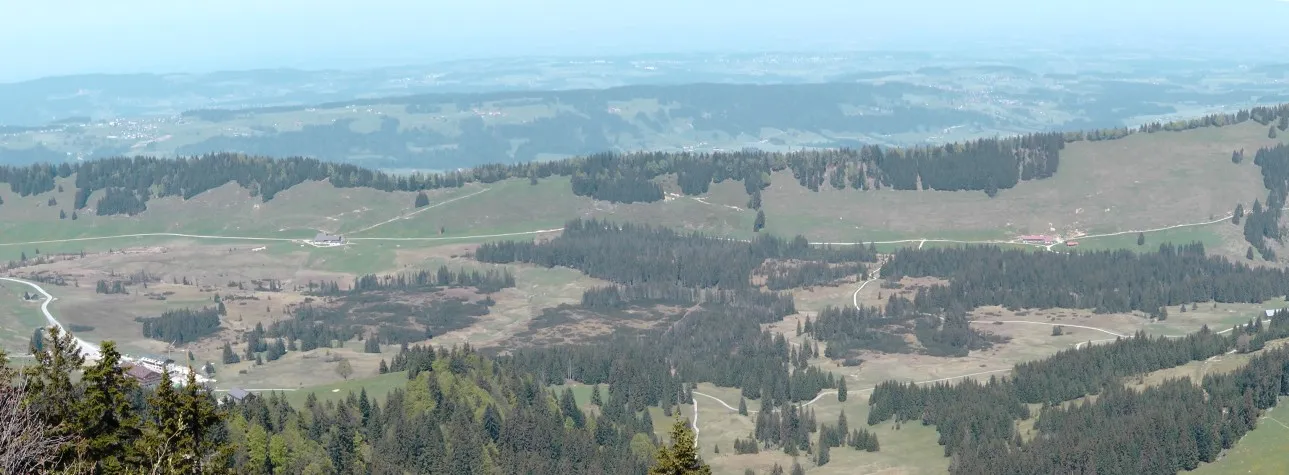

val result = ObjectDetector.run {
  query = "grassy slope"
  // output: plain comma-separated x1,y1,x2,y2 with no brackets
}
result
0,282,45,353
0,123,1282,261
1192,397,1289,475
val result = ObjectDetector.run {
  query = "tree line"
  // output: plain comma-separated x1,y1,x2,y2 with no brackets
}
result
881,242,1289,316
475,218,875,289
3,103,1288,215
305,265,516,295
1244,142,1289,260
138,306,224,345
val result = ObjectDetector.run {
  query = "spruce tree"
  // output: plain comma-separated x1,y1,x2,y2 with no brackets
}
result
24,326,83,431
837,378,848,402
1248,246,1255,260
591,384,603,406
75,341,143,472
414,191,430,208
140,367,182,471
738,396,748,416
753,210,766,232
221,342,239,364
648,418,712,474
1137,232,1145,246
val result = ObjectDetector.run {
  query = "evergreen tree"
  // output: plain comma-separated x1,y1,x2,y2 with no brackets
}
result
837,378,847,402
139,367,183,471
71,210,77,220
591,384,603,406
817,440,831,466
1248,246,1256,260
1137,232,1145,246
747,190,762,210
1271,125,1278,139
59,209,66,219
75,341,142,472
1234,203,1244,224
754,210,766,232
791,461,806,475
414,191,430,208
738,396,748,416
649,418,712,475
221,342,240,364
24,326,83,431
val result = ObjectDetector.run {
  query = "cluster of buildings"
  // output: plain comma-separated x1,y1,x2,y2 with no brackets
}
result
1019,234,1078,247
120,358,251,403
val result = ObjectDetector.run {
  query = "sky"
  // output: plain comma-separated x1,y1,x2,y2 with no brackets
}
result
3,0,1288,82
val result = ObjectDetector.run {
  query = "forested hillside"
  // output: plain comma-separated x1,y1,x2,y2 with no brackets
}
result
0,103,1285,218
868,311,1289,475
0,328,664,474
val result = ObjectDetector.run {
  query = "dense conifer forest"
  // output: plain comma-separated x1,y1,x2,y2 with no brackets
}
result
475,218,876,289
881,242,1289,316
1,328,672,474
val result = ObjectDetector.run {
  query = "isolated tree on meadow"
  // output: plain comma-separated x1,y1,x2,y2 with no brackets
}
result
738,397,748,416
1234,203,1244,224
838,377,848,402
336,359,354,380
1248,247,1255,260
1271,126,1278,139
754,210,766,233
1136,232,1145,246
414,191,430,208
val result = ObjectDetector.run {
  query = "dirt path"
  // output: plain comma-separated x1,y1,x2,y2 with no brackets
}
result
0,276,215,385
347,186,492,235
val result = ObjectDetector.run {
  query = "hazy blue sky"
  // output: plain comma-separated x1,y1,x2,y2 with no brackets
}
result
3,0,1287,82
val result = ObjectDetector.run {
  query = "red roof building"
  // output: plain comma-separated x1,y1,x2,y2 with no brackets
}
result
123,363,164,388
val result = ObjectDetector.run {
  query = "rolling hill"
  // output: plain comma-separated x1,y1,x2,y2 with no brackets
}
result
5,101,1289,475
3,54,1289,170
